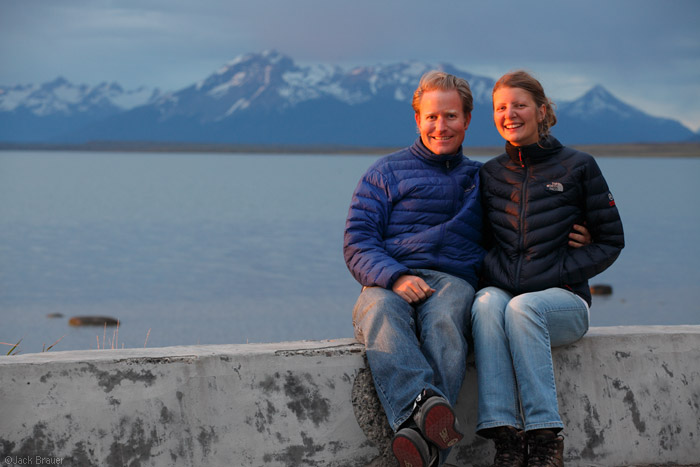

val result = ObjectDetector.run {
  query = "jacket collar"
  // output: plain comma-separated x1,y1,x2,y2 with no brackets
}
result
410,138,464,166
505,136,563,166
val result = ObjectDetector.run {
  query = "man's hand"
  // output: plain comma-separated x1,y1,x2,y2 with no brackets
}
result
392,275,436,304
569,223,592,248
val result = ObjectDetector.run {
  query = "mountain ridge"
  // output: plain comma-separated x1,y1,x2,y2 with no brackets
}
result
1,50,695,146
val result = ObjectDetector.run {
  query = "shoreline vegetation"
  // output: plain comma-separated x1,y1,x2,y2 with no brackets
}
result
1,141,700,157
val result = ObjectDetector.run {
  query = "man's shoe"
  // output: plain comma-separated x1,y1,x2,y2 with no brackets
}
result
526,429,564,467
413,390,463,450
392,426,438,467
490,426,527,467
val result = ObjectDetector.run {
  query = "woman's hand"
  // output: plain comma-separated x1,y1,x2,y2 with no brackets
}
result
569,224,592,248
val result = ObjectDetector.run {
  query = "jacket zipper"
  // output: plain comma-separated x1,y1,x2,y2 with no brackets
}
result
435,158,454,269
514,148,528,288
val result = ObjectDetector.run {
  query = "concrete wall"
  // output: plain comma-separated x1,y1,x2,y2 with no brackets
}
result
0,325,698,467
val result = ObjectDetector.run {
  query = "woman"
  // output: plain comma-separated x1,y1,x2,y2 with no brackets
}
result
472,71,624,467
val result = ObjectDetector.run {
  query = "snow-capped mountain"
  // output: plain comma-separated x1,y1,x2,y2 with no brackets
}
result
0,77,160,142
555,85,692,144
53,51,501,146
0,77,159,115
1,51,694,146
152,50,494,119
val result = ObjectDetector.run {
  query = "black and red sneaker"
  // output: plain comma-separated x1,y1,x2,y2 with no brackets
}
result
413,390,463,450
392,426,438,467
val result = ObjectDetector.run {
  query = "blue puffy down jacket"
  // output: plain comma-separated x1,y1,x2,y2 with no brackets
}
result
343,139,485,289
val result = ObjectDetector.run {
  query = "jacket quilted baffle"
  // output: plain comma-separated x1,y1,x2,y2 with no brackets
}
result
479,137,625,305
344,139,485,289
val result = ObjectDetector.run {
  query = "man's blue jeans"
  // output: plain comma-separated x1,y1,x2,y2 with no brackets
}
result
471,286,589,434
352,269,475,432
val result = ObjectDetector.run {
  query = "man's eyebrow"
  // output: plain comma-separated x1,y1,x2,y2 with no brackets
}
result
424,108,460,115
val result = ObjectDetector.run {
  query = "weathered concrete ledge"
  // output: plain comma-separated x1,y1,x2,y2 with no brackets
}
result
1,326,698,466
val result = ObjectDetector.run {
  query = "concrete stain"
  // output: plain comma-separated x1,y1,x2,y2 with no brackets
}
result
580,394,606,459
283,372,331,427
249,399,278,434
69,441,95,466
3,422,93,465
274,343,364,358
82,363,156,393
105,417,158,467
263,431,324,466
689,389,700,411
0,440,17,460
256,370,332,427
259,373,281,394
232,361,243,380
197,426,218,457
661,362,674,378
14,423,61,459
134,356,196,365
557,351,583,370
658,424,682,451
173,390,195,464
160,405,174,424
611,378,646,434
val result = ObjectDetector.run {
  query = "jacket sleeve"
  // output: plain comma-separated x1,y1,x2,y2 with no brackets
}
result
561,156,625,284
343,169,410,289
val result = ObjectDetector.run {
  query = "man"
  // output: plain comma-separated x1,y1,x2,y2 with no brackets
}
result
343,71,484,467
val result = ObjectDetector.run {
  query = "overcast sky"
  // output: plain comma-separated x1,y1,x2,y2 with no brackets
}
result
2,0,699,130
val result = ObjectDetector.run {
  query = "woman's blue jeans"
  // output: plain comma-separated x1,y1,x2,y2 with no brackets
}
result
352,269,475,432
470,286,589,433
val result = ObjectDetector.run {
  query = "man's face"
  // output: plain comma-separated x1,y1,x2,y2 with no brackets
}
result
415,89,471,155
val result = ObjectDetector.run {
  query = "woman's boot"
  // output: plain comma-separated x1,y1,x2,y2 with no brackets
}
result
526,429,563,467
488,426,527,467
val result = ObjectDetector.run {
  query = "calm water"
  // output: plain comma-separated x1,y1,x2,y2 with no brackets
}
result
1,150,699,353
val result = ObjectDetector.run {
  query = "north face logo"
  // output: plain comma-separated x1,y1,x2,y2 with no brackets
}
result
545,182,564,192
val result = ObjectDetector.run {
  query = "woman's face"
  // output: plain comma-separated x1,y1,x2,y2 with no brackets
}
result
492,86,546,146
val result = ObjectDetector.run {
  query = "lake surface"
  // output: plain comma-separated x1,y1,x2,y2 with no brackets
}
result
1,150,699,353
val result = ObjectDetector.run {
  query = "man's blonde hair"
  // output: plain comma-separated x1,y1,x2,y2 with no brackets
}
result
412,70,473,116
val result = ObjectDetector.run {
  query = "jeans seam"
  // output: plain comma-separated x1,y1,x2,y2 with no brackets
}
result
525,421,564,431
477,420,525,432
371,371,401,430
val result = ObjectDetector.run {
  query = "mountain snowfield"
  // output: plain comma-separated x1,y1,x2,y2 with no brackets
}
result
1,50,696,146
0,77,160,115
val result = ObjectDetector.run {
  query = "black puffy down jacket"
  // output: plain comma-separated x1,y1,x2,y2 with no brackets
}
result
479,137,624,305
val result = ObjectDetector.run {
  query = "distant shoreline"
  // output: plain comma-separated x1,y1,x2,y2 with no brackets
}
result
1,141,699,157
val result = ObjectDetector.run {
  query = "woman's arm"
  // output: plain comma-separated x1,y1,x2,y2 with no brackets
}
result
561,157,625,284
